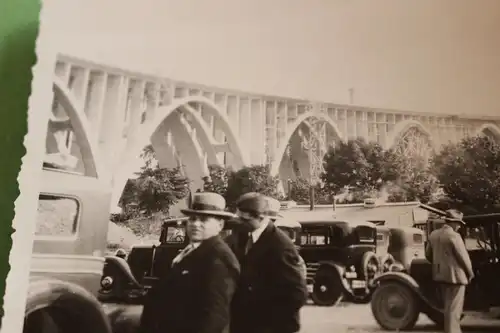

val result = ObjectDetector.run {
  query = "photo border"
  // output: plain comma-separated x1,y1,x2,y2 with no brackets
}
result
0,0,54,331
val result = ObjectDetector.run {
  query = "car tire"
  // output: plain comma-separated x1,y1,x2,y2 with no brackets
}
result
371,282,420,331
381,254,396,273
310,268,344,307
24,278,112,333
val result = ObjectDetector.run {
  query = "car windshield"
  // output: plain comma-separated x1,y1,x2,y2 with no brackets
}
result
463,223,500,251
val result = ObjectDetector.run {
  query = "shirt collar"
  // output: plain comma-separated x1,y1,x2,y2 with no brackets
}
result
250,219,269,243
189,242,202,249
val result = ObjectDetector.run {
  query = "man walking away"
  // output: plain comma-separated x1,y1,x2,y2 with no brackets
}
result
139,192,240,333
228,192,308,333
425,209,474,333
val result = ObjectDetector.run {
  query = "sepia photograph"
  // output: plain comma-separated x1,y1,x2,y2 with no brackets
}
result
3,0,500,332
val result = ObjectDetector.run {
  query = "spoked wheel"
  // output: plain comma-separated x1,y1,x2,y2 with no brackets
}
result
371,282,420,331
310,270,344,306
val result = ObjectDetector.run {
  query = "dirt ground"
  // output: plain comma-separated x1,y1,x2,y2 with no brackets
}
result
106,301,500,333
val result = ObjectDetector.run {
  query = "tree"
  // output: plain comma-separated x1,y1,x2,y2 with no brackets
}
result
202,164,232,196
225,165,281,209
133,165,190,216
321,138,398,196
117,145,190,218
141,144,157,168
431,135,500,212
287,177,332,205
387,153,439,204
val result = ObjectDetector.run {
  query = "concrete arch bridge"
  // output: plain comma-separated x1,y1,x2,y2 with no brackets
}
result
47,54,500,212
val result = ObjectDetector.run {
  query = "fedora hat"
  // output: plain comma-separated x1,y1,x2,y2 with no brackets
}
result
181,192,236,219
236,192,269,216
264,197,284,219
444,209,465,225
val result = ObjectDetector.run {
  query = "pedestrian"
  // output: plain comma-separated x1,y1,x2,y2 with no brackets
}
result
227,192,308,333
425,209,474,333
264,196,307,281
139,192,240,333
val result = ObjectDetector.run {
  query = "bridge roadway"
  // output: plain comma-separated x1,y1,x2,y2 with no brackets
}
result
103,301,500,333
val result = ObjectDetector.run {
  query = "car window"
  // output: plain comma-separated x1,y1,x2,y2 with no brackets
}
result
165,226,186,244
356,226,375,243
413,233,423,244
300,227,328,246
463,227,489,251
36,194,79,237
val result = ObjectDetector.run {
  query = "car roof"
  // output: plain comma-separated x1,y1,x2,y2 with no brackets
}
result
274,218,301,229
464,213,500,225
390,226,424,234
299,219,377,228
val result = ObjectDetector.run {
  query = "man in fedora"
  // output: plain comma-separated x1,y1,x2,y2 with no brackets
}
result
264,196,307,280
139,192,240,333
425,209,474,333
227,192,308,333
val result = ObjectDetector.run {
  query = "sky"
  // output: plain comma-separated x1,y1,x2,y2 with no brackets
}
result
41,0,500,116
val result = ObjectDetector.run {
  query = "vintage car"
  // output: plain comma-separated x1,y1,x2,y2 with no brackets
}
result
23,166,115,333
386,226,426,272
299,219,381,306
370,212,500,331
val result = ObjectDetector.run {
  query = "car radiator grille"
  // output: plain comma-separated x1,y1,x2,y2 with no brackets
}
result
306,262,320,283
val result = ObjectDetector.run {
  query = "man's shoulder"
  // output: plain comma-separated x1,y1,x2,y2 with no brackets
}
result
269,226,297,251
210,236,240,269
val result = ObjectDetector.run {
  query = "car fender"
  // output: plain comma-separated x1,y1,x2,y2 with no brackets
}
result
25,277,112,333
316,261,351,292
372,272,443,315
103,256,142,288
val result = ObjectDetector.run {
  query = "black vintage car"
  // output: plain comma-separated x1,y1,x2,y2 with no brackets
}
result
299,219,381,306
370,212,500,331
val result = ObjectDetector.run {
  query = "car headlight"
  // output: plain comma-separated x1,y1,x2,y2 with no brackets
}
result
101,276,113,289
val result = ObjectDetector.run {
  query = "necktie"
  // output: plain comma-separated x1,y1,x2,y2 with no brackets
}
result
172,244,196,266
244,233,254,255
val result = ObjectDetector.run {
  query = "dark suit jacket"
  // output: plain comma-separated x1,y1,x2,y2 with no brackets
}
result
425,224,474,285
139,235,240,333
227,223,308,333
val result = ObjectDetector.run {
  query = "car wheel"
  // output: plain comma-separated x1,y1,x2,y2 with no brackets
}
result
382,255,396,273
310,269,344,306
359,251,380,281
371,282,420,331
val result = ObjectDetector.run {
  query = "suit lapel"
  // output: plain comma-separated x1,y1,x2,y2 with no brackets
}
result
246,223,275,260
174,235,219,268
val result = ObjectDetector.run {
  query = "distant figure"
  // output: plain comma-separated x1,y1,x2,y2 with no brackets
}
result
425,209,474,333
139,192,240,333
227,192,308,333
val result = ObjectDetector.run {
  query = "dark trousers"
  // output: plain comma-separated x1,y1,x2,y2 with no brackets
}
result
440,283,466,333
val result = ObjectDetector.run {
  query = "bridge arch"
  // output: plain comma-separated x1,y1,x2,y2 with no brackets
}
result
112,96,247,207
270,112,345,176
52,77,106,180
476,123,500,142
386,119,435,150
